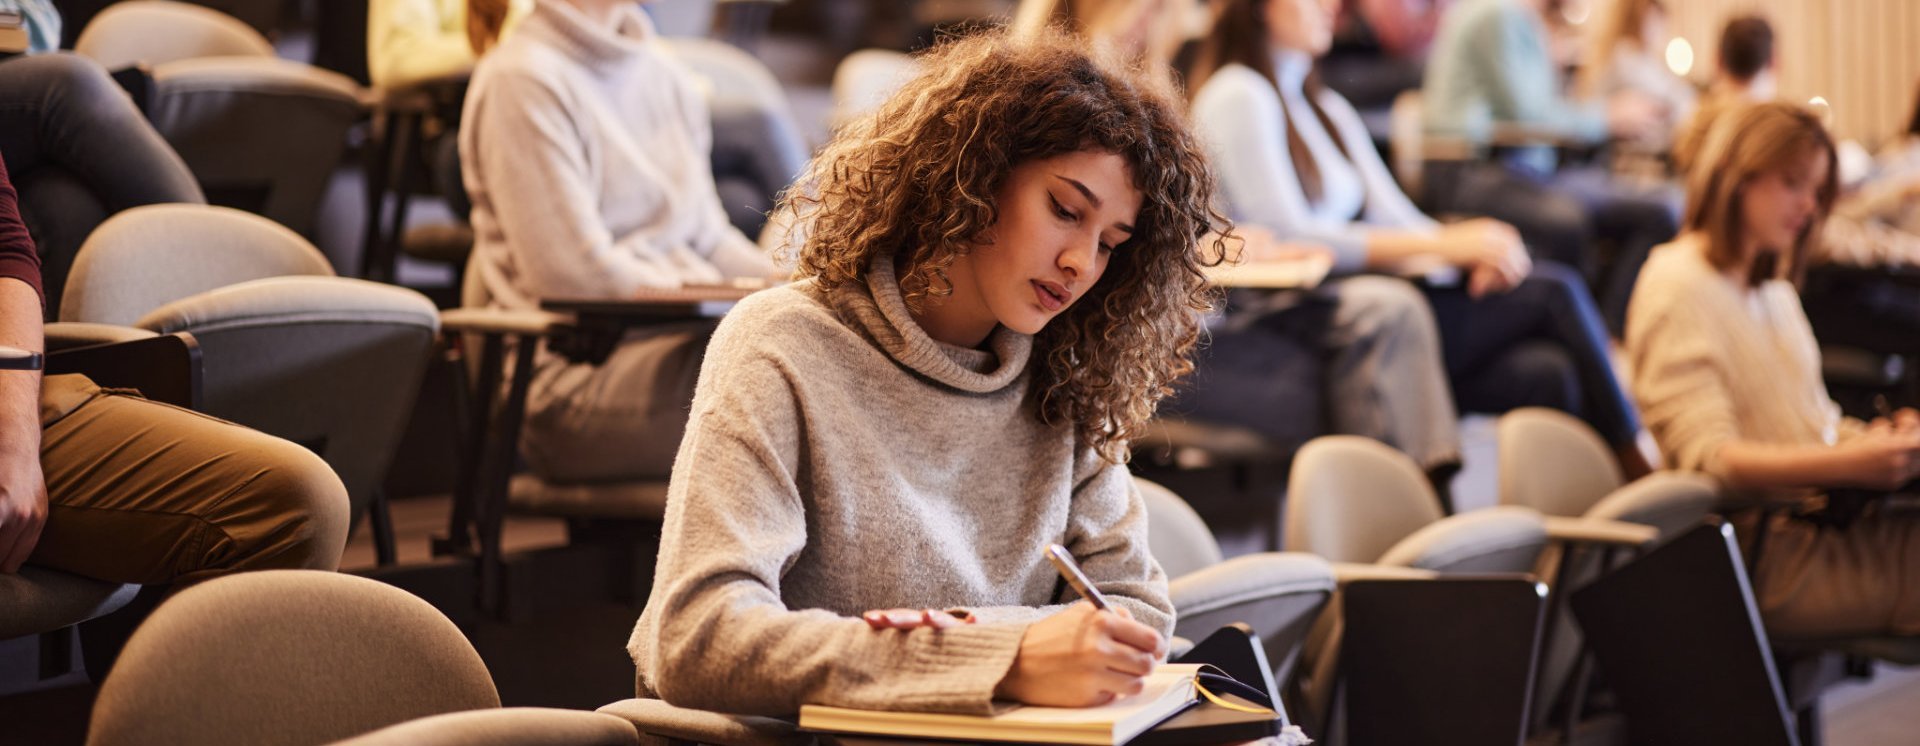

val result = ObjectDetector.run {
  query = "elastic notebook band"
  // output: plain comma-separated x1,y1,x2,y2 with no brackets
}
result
1193,677,1276,715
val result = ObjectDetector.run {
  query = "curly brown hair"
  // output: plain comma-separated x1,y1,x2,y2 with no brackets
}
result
781,28,1227,464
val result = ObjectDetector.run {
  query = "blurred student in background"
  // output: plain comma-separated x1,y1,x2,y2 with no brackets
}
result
1628,102,1920,639
460,0,774,485
1192,0,1647,478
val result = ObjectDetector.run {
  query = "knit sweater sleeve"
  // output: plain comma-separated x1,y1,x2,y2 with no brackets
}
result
1193,66,1369,273
634,307,1028,716
467,69,700,296
1626,268,1737,479
961,460,1174,636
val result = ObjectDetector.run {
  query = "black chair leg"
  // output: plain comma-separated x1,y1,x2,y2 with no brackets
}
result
1796,702,1822,746
369,487,398,567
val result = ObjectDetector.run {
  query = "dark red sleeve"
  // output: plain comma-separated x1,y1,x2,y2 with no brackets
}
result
0,156,43,309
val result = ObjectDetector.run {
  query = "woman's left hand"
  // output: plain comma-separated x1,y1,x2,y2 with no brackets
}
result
861,608,976,630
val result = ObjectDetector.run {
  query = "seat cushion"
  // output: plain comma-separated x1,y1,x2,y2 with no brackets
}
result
0,566,140,640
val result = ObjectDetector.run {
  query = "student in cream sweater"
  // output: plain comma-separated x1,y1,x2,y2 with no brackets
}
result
459,0,774,483
1627,102,1920,639
627,29,1223,714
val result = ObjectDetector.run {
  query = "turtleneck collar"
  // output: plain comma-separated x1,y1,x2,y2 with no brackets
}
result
827,253,1032,394
1273,48,1314,94
525,0,656,72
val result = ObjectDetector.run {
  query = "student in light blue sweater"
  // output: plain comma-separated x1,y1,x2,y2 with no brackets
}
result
1420,0,1677,336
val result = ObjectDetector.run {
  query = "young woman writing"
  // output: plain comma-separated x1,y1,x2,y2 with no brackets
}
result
628,29,1225,714
1629,102,1920,638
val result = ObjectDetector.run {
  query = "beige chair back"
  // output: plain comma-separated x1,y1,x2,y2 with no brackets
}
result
88,571,499,746
830,49,916,128
1497,407,1626,518
328,708,640,746
1285,435,1444,564
61,204,332,325
75,0,274,70
1136,477,1224,579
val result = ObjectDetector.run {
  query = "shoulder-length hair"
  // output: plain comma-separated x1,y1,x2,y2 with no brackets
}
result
1683,102,1838,287
781,28,1225,464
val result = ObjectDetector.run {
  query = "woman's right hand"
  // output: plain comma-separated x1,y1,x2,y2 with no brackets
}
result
1838,423,1920,490
1438,219,1529,297
995,602,1167,707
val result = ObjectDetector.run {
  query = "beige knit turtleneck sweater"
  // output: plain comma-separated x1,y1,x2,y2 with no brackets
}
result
627,255,1174,716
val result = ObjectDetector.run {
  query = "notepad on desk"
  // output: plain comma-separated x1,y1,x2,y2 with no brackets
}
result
1204,255,1334,290
799,664,1204,745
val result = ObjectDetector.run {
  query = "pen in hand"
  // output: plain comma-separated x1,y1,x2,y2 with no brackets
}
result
1046,543,1111,612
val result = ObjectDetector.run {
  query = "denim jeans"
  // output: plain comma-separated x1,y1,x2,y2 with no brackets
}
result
0,53,203,316
1425,260,1643,447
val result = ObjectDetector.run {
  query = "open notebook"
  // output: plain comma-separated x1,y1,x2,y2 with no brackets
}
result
798,664,1204,745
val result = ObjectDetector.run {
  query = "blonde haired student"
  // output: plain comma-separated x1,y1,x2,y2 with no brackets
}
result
628,29,1229,714
1628,102,1920,638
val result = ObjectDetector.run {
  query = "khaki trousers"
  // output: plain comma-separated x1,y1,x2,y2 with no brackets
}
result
1735,506,1920,639
520,324,714,484
29,374,349,586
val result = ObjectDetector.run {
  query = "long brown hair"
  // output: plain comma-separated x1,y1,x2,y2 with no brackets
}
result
1189,0,1349,204
467,0,511,55
1683,102,1838,287
781,28,1226,463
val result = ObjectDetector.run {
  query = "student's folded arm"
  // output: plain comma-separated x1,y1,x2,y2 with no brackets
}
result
470,72,695,297
635,346,1028,716
704,227,778,280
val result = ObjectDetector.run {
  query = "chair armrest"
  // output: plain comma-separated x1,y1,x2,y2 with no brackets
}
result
1330,563,1440,584
1542,516,1658,548
439,308,571,337
43,332,201,409
42,322,158,352
594,699,803,746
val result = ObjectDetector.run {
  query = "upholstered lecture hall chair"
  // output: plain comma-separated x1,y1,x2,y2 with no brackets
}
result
1496,407,1720,734
58,204,438,560
1135,477,1335,689
75,0,366,239
1284,435,1552,739
85,570,638,746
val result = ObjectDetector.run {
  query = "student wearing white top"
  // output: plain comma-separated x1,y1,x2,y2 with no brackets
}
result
1628,102,1920,638
1189,0,1648,476
459,0,775,482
